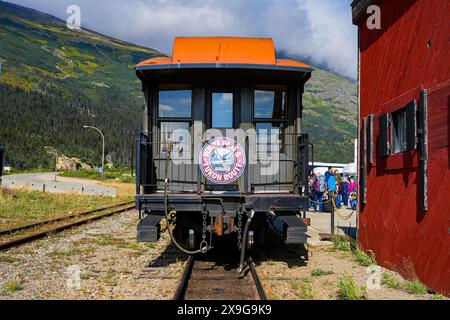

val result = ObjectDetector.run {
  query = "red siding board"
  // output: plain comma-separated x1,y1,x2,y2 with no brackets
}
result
357,0,450,295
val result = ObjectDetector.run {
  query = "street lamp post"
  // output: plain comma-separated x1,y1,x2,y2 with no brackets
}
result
83,126,105,179
44,146,59,182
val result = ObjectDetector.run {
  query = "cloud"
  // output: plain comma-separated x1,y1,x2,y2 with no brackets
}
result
9,0,357,78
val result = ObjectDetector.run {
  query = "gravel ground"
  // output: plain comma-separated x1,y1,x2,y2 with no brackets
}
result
255,241,442,300
0,210,188,300
0,210,445,300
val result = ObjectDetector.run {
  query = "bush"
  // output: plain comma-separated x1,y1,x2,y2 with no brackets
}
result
2,279,23,295
403,280,428,295
311,268,334,277
354,249,375,267
332,236,351,252
337,273,367,300
381,272,402,289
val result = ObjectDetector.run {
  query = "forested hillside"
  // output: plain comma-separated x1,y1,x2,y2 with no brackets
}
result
0,1,357,169
0,1,160,168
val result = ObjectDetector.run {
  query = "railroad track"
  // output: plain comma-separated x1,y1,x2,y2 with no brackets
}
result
173,252,267,300
0,201,135,251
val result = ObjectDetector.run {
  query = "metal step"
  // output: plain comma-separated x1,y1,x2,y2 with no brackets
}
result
279,215,308,244
137,215,163,242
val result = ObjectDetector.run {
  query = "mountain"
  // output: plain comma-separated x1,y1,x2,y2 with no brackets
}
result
0,0,162,169
278,51,357,164
0,1,356,169
303,69,357,164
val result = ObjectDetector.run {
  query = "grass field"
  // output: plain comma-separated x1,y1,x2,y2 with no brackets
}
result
0,185,134,230
58,168,135,184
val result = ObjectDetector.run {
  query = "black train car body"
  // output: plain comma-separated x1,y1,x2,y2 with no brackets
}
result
134,37,312,255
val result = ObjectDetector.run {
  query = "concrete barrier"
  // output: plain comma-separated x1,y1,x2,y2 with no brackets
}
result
1,177,117,198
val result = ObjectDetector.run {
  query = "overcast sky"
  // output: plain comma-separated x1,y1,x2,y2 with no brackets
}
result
9,0,357,78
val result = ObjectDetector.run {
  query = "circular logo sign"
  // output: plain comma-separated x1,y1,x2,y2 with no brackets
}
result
199,137,246,184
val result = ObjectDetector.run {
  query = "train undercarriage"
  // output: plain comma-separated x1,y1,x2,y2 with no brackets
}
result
136,193,309,252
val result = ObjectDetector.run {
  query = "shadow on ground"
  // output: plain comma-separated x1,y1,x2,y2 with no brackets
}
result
147,226,309,270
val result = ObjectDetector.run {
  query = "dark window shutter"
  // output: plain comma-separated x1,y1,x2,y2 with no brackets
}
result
418,91,428,211
367,114,374,164
378,114,389,157
360,118,367,204
406,100,417,151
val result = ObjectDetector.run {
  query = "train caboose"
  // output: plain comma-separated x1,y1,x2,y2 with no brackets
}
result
134,37,312,268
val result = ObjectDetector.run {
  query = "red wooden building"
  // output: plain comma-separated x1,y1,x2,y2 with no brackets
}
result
352,0,449,295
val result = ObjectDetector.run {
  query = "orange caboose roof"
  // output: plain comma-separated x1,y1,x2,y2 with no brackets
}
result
135,37,313,72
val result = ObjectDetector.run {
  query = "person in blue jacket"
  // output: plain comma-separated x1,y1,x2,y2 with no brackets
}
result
327,172,336,192
325,166,333,184
327,171,341,209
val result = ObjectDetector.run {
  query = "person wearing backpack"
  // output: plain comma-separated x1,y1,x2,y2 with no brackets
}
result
314,174,327,212
341,176,350,208
308,173,316,210
349,177,358,210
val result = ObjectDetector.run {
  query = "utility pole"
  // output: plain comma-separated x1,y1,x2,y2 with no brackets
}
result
83,126,105,179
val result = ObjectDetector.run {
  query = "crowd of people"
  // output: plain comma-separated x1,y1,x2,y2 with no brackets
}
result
308,167,358,212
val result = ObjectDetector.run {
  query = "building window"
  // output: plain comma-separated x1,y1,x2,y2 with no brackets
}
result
379,100,417,156
391,108,408,153
158,90,192,118
212,92,233,128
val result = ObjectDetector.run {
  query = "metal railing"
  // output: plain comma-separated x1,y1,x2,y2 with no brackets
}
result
136,132,308,195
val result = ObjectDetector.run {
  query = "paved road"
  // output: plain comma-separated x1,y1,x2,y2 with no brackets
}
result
1,172,116,197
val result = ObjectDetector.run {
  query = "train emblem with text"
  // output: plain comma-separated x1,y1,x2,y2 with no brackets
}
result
199,137,246,184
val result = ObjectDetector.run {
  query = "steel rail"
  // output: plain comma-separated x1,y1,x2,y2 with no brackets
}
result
0,205,135,251
247,257,267,300
173,255,195,300
0,201,134,236
172,255,267,300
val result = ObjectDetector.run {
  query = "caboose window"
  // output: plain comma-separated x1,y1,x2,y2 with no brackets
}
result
254,90,287,119
256,123,284,153
158,90,192,118
254,89,287,153
160,122,190,158
212,92,233,128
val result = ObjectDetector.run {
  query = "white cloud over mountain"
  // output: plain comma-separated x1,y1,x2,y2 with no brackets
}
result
10,0,357,78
